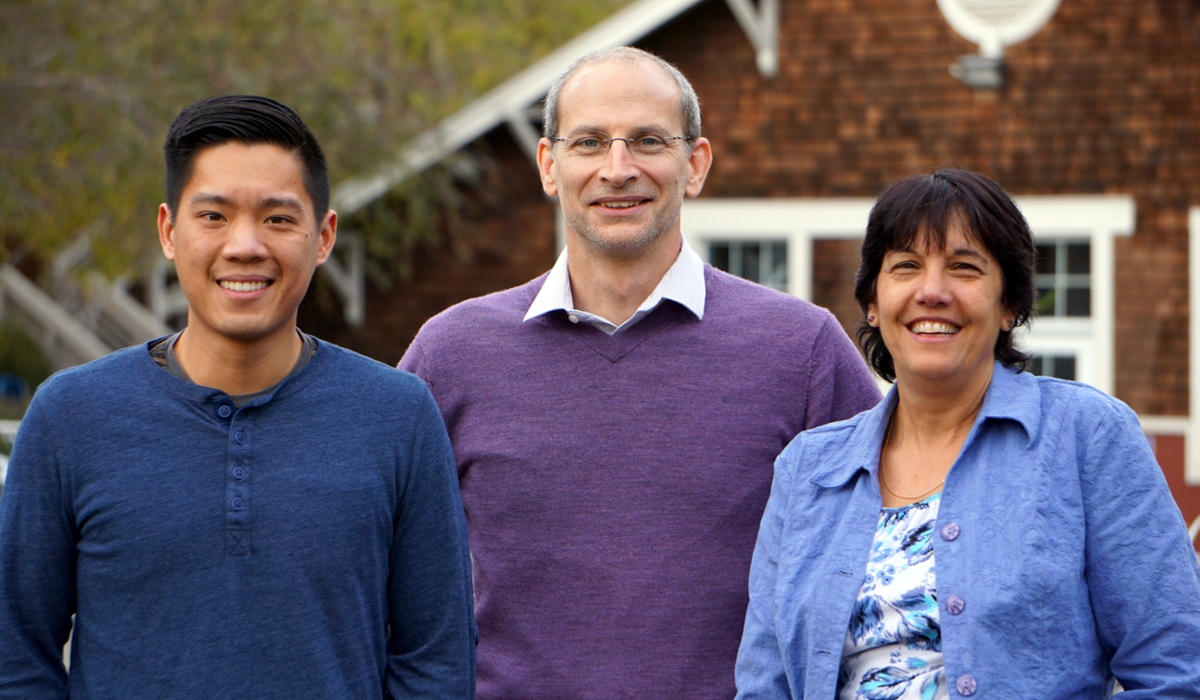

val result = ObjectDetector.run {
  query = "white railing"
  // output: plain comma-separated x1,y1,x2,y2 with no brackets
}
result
0,419,19,487
0,265,110,370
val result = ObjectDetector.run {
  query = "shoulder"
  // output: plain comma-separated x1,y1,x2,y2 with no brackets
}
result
414,276,544,344
703,266,831,321
1032,374,1139,434
31,344,149,405
701,266,847,343
778,406,877,476
312,340,430,398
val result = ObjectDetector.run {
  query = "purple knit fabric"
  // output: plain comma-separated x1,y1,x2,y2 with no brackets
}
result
400,265,881,700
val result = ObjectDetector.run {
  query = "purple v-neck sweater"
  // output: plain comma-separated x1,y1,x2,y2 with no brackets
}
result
400,265,881,700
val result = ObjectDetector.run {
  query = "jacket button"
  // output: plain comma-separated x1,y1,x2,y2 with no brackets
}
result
217,405,232,418
941,522,960,541
945,594,966,615
955,674,977,696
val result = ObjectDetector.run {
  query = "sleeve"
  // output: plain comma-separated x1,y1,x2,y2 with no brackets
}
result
397,334,430,384
0,398,76,699
803,314,882,430
385,385,476,699
1080,400,1200,698
735,448,798,700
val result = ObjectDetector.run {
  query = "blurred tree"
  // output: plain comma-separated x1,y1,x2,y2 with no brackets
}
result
0,0,631,280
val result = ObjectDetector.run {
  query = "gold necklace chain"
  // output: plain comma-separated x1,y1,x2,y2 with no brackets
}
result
879,414,945,501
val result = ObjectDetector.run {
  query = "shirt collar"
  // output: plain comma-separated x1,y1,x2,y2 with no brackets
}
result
523,240,707,330
810,362,1042,488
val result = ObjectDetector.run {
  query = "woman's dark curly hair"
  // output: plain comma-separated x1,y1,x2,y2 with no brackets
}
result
854,169,1037,382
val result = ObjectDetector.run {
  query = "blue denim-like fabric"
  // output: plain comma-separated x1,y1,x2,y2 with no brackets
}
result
736,363,1200,699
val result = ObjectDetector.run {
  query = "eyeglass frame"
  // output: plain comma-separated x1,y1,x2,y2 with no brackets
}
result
548,134,696,157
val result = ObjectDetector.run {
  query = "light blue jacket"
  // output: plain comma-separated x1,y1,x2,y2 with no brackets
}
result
736,364,1200,699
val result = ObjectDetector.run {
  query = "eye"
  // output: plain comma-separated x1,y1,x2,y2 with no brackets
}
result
265,215,293,225
200,211,224,222
574,137,604,149
639,135,666,148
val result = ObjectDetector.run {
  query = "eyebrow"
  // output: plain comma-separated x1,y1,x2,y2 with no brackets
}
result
189,192,305,212
565,124,671,137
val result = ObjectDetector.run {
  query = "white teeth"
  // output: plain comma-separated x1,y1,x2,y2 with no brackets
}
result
601,201,641,208
911,321,958,334
220,280,269,292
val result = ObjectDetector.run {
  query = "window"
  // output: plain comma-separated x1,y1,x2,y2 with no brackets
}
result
709,240,787,291
1029,354,1076,381
1035,241,1090,317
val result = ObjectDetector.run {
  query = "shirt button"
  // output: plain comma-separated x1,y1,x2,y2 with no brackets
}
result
217,405,232,418
568,314,579,323
955,674,977,696
946,594,966,615
234,431,246,445
232,467,247,480
941,522,960,541
231,497,245,511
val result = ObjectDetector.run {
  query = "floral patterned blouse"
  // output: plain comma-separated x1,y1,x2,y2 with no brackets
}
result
838,493,948,700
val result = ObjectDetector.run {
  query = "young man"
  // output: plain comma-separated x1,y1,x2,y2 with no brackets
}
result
0,96,476,699
399,48,881,699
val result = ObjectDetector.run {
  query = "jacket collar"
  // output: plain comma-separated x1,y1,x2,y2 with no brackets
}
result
811,362,1042,488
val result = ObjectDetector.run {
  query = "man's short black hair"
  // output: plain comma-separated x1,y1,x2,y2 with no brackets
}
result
854,169,1037,382
164,95,329,224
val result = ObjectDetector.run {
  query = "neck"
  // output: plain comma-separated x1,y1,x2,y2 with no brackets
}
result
891,360,995,448
566,231,681,326
174,322,302,396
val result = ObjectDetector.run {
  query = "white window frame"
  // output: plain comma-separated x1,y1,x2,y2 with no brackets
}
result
681,195,1134,395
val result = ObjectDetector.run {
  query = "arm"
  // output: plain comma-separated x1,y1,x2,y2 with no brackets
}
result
385,386,476,699
1081,400,1200,698
0,399,76,699
736,448,797,700
803,314,881,430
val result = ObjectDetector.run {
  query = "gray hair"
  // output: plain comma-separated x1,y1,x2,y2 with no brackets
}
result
542,46,702,151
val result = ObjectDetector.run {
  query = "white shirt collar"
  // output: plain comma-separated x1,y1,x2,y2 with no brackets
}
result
523,240,706,335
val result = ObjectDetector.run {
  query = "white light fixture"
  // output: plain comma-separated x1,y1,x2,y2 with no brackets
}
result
937,0,1061,88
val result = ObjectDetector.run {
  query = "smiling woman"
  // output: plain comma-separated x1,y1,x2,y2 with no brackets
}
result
735,170,1200,700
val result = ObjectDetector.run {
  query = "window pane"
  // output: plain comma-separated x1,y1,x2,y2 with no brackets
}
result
1067,244,1090,274
742,244,761,283
1036,245,1056,275
1030,354,1076,381
1035,288,1056,316
711,243,729,272
1066,288,1090,316
770,242,788,288
1056,356,1076,381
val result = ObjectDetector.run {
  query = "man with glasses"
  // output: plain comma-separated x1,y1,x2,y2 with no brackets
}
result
400,47,880,699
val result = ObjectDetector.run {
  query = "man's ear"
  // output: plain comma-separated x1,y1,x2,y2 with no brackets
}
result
314,210,338,266
157,203,177,261
684,137,713,198
537,138,559,198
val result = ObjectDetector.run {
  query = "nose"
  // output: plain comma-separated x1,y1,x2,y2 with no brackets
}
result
222,216,269,261
914,266,952,307
598,139,639,187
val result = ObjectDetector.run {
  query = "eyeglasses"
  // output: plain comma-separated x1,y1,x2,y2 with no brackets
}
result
549,134,694,157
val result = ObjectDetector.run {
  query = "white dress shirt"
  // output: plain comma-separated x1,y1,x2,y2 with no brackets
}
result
523,241,707,335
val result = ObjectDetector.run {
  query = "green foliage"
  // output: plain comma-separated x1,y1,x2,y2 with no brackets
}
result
0,0,632,280
0,319,52,398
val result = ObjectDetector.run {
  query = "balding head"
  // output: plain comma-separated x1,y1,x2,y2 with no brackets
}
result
542,47,701,153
